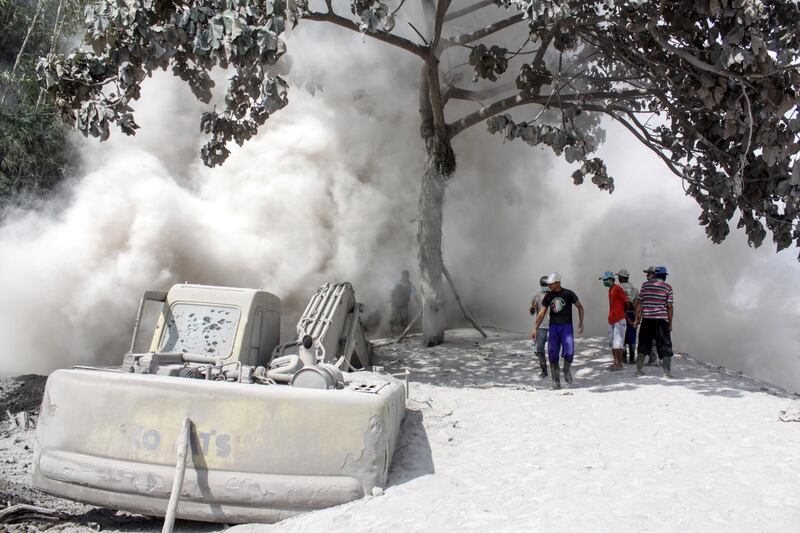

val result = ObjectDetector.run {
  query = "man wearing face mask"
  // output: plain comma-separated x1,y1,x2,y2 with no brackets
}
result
600,271,629,370
532,272,585,389
529,275,551,379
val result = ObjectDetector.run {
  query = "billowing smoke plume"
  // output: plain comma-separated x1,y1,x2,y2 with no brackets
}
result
1,7,798,391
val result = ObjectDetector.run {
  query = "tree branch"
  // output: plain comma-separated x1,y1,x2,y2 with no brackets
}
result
391,0,408,17
443,83,514,105
605,109,691,183
444,0,495,22
408,21,429,45
646,20,780,80
1,0,44,105
449,88,654,137
431,0,450,50
575,102,709,191
304,11,428,59
425,0,451,134
530,30,554,69
441,13,525,49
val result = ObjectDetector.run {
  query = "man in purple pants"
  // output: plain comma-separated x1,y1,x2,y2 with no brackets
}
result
532,272,585,389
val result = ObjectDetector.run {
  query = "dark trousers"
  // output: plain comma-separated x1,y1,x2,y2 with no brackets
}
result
637,318,673,359
390,306,409,334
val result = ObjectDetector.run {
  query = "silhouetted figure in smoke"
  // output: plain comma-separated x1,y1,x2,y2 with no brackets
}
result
635,266,675,378
599,271,628,371
616,268,639,364
389,270,420,336
529,275,551,379
532,272,585,390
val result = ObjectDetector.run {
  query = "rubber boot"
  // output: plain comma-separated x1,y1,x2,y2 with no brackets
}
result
563,360,573,384
550,362,561,390
662,356,672,378
627,345,636,365
635,352,646,377
537,354,548,378
646,342,657,366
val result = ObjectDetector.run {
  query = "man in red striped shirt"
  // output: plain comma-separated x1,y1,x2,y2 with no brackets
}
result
634,266,675,377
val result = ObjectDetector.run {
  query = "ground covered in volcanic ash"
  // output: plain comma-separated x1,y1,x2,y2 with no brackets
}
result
2,329,800,532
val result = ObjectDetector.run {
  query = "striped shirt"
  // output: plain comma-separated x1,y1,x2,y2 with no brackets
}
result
639,280,673,320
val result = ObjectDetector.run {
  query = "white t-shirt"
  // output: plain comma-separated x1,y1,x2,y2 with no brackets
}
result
620,281,639,303
530,291,550,328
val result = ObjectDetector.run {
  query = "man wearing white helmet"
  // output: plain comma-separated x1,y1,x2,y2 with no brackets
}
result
616,268,639,364
529,275,551,379
532,272,585,389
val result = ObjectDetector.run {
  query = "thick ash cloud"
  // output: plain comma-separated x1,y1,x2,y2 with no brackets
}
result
0,9,798,391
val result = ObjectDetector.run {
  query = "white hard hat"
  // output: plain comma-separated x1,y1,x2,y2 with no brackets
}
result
545,272,562,284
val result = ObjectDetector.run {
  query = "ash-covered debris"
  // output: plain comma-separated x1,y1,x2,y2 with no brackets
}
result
1,375,47,422
779,410,800,423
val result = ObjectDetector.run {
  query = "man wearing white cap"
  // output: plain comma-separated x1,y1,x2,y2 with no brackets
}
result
616,269,639,301
616,269,639,364
532,272,584,389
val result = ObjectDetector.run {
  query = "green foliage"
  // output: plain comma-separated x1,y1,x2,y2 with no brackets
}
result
468,44,508,82
40,0,800,257
350,0,394,32
515,64,552,94
489,0,800,255
0,0,87,205
41,0,290,167
487,112,613,192
0,102,78,203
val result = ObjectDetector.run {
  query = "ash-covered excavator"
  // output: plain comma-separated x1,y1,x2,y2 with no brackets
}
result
33,282,406,524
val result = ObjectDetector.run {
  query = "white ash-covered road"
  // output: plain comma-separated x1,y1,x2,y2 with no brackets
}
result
2,329,799,532
234,329,800,532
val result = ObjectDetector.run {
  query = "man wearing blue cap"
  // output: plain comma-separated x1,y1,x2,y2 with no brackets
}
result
600,271,628,370
635,266,675,377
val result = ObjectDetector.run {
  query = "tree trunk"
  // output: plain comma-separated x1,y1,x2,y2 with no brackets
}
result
37,0,66,108
417,142,447,346
416,49,456,347
1,0,44,106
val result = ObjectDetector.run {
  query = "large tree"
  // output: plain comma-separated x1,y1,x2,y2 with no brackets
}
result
40,0,800,345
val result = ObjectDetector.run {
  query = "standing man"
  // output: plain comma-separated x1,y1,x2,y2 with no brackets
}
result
389,270,420,335
641,266,658,366
635,266,675,378
529,275,550,379
616,269,639,364
617,268,639,302
532,272,585,389
600,271,628,371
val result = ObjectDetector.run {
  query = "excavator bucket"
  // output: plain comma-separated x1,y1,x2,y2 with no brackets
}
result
33,367,404,523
